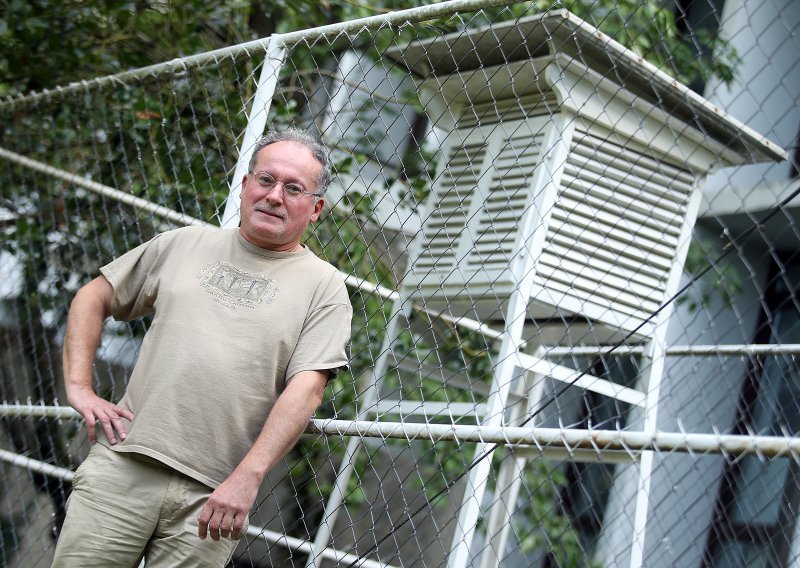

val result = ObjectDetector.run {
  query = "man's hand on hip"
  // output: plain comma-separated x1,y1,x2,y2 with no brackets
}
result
68,387,134,444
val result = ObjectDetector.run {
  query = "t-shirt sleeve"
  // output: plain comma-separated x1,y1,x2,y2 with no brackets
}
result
286,273,353,381
99,234,165,321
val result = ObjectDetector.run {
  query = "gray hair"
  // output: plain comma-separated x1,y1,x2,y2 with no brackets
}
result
247,127,332,195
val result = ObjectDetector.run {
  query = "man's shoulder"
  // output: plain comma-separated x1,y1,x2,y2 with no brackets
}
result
308,254,350,305
301,248,344,278
156,225,227,248
161,224,219,239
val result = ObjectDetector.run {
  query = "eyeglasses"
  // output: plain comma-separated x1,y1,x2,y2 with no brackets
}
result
249,171,321,200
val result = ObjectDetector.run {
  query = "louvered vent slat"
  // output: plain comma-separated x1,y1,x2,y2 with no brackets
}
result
563,159,689,218
555,194,680,249
549,208,677,260
535,122,693,326
415,140,487,270
547,230,667,281
547,217,674,271
465,128,546,268
538,255,662,314
570,143,694,193
574,128,695,184
537,255,663,313
459,93,560,128
540,243,665,293
542,275,660,320
560,179,683,236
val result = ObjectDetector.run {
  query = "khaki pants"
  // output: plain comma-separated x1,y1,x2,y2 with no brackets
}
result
52,443,241,567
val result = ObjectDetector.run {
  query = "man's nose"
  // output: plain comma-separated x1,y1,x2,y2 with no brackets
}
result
263,183,285,203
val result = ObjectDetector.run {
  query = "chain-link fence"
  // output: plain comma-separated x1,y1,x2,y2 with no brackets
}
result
1,0,799,566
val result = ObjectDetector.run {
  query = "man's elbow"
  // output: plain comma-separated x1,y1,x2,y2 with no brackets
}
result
72,276,113,319
308,377,327,409
292,370,328,410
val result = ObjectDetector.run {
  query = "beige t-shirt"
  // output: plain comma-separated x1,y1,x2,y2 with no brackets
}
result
99,226,352,487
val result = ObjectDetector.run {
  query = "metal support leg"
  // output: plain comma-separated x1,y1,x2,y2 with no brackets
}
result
305,298,410,567
480,353,548,568
479,450,528,568
447,290,530,568
629,324,671,568
220,37,286,229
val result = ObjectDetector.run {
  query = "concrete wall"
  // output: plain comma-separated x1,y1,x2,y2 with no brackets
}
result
599,0,800,564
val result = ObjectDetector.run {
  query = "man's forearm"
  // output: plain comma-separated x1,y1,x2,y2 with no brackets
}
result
63,276,112,400
238,370,327,479
63,275,133,443
198,369,328,540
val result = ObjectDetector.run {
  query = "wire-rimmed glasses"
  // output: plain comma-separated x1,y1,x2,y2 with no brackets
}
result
249,171,322,200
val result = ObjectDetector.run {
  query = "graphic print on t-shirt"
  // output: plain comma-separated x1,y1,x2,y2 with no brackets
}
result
197,261,278,309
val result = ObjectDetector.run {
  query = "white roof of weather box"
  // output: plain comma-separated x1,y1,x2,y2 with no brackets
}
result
385,9,787,166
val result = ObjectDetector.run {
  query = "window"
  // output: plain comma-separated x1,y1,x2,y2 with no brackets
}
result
671,0,727,93
704,257,800,566
560,355,642,554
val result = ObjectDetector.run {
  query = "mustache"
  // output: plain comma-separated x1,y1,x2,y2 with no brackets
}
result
253,205,285,219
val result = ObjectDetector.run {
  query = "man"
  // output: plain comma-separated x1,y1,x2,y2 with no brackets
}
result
53,128,352,566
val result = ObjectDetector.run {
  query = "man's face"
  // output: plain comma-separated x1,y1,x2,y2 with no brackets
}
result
239,141,325,252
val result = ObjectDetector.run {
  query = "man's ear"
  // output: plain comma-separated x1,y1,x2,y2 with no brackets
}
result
310,197,325,222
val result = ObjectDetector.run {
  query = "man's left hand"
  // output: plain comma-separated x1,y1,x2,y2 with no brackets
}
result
197,470,259,541
196,370,328,541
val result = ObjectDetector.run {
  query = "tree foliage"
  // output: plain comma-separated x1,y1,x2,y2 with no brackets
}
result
1,0,736,99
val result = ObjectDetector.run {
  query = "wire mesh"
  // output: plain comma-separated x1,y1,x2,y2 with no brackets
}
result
0,1,799,567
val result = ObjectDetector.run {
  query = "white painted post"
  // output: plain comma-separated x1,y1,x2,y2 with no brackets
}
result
304,298,410,567
220,37,287,229
447,289,530,568
628,186,705,567
479,350,548,568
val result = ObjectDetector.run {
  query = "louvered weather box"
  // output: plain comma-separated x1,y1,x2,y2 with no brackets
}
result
386,10,784,341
